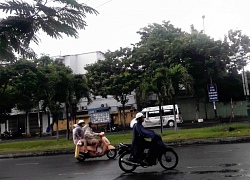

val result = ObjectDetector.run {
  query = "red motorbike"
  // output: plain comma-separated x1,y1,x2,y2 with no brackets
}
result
74,132,117,162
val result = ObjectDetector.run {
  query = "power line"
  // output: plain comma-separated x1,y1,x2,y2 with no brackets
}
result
95,0,112,8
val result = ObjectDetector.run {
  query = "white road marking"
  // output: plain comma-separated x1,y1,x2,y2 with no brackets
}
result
16,162,39,165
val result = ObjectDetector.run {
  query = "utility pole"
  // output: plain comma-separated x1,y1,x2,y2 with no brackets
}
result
237,47,250,123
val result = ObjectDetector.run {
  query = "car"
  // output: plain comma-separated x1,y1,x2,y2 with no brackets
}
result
130,105,183,128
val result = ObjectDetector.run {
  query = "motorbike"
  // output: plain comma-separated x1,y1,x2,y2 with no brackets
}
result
103,124,121,132
1,130,12,139
117,142,178,173
75,132,117,162
1,130,22,139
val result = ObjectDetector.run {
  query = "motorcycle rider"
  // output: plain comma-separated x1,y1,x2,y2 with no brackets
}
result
130,112,166,165
73,120,88,153
84,122,103,153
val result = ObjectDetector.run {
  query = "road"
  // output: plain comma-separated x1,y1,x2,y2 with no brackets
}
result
0,142,249,180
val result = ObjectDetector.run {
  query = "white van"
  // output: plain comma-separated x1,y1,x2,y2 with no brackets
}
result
130,105,183,128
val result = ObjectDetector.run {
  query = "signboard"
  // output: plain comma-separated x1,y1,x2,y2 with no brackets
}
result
207,83,219,102
88,107,111,124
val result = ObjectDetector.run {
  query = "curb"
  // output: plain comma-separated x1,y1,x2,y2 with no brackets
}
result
167,136,250,146
1,136,250,159
0,149,74,159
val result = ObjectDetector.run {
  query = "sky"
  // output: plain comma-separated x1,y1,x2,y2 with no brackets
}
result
3,0,250,57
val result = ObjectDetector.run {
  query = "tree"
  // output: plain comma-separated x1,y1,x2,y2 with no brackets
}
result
0,63,17,122
10,59,39,134
178,26,230,120
140,65,192,133
0,0,98,60
131,21,232,122
34,56,92,140
66,74,91,139
36,59,74,140
11,59,38,111
85,48,138,128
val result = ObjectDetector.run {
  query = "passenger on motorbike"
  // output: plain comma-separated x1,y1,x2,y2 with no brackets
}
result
130,112,166,165
73,120,88,153
84,122,103,153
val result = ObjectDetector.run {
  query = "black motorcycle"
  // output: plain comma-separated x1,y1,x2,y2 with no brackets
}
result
117,142,178,173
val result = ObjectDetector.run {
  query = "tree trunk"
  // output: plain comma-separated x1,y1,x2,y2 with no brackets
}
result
159,104,163,133
66,103,69,140
53,113,59,141
39,111,42,137
173,99,178,132
196,96,200,122
122,103,126,129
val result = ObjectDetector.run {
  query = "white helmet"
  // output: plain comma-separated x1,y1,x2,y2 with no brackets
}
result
136,112,144,119
78,120,85,125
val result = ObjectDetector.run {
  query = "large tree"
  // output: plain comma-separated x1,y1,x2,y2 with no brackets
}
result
36,60,75,140
0,0,98,60
0,61,18,122
140,65,192,133
131,21,188,107
178,26,230,120
85,48,138,128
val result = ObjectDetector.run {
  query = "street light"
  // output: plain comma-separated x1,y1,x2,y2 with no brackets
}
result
235,46,250,122
202,15,205,34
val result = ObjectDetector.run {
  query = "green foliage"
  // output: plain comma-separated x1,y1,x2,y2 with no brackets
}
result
10,59,38,111
0,0,98,59
85,48,138,127
36,61,74,114
0,55,91,128
0,63,17,121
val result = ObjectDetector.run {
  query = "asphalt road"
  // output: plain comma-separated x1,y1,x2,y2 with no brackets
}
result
0,143,249,180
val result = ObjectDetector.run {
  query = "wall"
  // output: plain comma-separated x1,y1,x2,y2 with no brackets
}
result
78,93,137,111
177,98,247,121
58,51,105,74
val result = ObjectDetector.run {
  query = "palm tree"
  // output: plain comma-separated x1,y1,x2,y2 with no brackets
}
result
141,64,193,133
166,64,193,131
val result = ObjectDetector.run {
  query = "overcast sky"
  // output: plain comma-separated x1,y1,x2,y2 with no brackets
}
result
5,0,250,57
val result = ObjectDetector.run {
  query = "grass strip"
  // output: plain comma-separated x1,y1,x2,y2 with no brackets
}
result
0,123,249,154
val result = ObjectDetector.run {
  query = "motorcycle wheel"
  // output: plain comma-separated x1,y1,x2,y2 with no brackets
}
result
106,149,117,159
118,152,137,173
77,153,86,162
159,149,178,170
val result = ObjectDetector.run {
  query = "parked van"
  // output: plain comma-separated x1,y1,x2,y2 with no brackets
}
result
130,105,183,128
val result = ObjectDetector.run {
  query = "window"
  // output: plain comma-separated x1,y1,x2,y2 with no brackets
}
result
148,111,160,117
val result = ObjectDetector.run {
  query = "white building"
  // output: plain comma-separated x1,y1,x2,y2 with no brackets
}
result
54,51,137,111
54,51,105,74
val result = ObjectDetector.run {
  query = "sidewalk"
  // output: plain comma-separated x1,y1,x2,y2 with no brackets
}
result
0,118,249,159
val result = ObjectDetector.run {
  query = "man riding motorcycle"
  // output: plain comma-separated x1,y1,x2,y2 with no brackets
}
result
130,112,166,165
